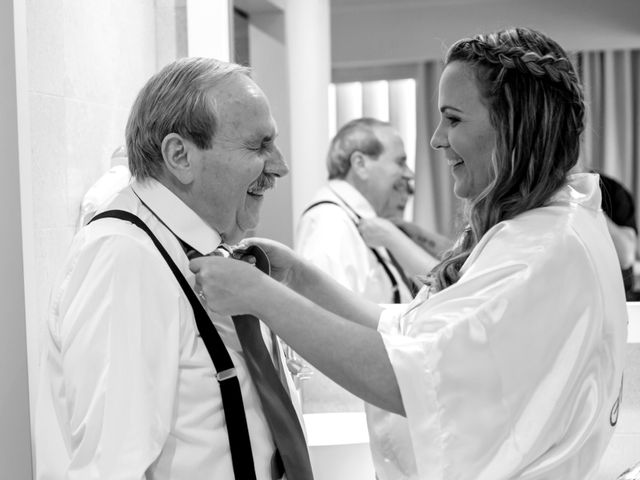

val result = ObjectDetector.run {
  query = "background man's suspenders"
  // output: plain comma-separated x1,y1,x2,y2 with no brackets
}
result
302,200,418,301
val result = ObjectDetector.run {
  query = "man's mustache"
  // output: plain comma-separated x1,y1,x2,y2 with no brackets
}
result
249,174,277,192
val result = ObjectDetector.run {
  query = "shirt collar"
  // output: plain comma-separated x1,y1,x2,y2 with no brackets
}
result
328,179,377,219
131,178,222,254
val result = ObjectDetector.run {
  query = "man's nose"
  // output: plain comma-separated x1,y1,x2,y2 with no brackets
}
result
402,164,414,180
267,144,289,178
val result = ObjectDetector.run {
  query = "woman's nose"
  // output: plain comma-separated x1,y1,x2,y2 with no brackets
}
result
430,122,447,150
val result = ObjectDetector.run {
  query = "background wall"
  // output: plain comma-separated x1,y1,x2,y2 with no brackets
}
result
1,0,32,477
23,0,175,440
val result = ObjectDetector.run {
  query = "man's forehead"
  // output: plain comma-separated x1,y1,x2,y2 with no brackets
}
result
211,76,276,137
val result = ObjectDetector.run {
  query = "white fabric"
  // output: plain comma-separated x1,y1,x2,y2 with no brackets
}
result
368,173,628,480
77,164,132,229
35,178,294,480
295,179,413,304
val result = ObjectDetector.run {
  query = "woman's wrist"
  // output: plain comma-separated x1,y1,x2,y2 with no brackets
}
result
287,255,309,292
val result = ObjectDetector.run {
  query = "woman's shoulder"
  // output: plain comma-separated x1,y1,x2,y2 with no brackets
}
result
465,203,597,275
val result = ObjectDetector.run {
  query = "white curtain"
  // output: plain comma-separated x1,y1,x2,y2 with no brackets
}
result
578,49,640,196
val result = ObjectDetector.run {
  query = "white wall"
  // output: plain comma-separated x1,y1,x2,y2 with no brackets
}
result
24,0,169,449
1,0,32,477
241,0,331,245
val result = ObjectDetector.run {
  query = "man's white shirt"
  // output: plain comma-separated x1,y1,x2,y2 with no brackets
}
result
35,178,299,480
295,179,413,304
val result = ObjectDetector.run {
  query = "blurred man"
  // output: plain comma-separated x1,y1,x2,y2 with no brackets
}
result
35,57,313,480
296,117,415,304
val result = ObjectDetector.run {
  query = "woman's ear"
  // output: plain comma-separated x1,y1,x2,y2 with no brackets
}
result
161,133,195,184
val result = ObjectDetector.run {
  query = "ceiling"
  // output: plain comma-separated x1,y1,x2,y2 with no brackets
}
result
330,0,640,66
331,0,520,12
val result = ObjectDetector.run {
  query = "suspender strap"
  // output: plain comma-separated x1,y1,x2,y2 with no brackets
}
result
303,200,414,302
302,200,349,217
89,210,257,480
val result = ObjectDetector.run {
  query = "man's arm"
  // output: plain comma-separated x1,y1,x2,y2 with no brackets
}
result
359,217,439,275
393,219,453,259
59,235,178,478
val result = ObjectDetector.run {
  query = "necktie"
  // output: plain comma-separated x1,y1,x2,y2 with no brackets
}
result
215,245,314,480
384,248,420,298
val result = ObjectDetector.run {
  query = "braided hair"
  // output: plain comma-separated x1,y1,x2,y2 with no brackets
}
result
427,27,585,292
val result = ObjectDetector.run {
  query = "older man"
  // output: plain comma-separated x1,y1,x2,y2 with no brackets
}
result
35,58,312,480
296,117,415,304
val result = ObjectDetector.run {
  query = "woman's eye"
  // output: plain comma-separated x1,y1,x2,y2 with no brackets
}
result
446,116,460,126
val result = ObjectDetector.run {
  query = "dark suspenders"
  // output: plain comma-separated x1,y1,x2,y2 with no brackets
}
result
302,200,417,302
89,210,257,480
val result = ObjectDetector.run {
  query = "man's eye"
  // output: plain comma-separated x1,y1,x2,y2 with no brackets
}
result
446,116,460,126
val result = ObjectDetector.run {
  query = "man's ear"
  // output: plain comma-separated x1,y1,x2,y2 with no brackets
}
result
349,150,369,180
161,133,194,185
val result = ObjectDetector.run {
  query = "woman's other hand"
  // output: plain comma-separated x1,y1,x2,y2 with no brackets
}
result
358,217,397,248
235,237,300,286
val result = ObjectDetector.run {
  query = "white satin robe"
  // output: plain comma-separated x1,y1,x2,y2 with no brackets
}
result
367,173,628,479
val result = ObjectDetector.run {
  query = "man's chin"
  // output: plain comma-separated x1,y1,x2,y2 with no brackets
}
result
223,220,259,244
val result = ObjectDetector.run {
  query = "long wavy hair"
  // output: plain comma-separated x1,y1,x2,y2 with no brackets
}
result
427,27,585,292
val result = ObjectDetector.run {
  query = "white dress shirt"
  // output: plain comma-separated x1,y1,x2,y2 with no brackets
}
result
368,173,628,479
35,178,291,480
76,164,132,229
295,179,413,304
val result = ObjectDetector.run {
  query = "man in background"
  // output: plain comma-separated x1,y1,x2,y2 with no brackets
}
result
296,117,415,305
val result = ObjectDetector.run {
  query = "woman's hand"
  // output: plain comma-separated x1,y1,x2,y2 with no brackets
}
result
189,255,270,317
235,237,301,286
358,217,397,248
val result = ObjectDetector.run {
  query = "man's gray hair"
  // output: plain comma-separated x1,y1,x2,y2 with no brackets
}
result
125,57,251,180
326,117,391,179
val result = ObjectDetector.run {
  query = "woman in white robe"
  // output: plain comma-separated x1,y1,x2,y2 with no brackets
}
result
191,27,627,479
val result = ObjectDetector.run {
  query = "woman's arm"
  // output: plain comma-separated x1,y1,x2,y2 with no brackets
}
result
190,253,405,415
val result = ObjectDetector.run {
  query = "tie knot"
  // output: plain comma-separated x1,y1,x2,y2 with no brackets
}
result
214,244,233,257
187,243,270,276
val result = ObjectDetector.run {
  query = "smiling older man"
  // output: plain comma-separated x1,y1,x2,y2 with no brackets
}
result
35,57,312,480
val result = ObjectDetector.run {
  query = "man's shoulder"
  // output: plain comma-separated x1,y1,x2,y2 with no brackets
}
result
78,195,184,268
